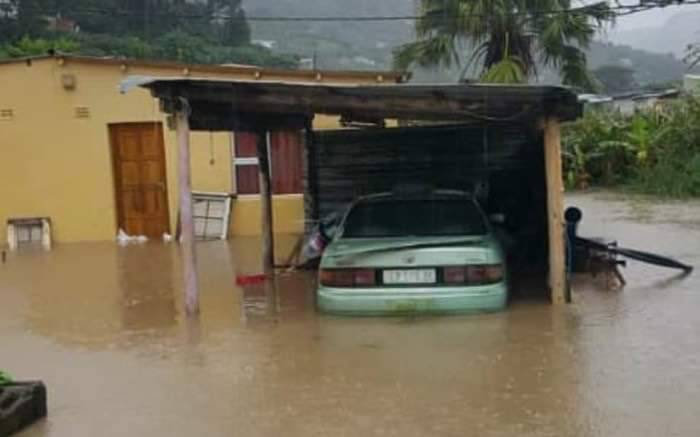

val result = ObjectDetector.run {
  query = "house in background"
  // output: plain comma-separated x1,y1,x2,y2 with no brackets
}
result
578,93,614,112
685,74,700,95
0,55,404,245
612,89,680,115
579,89,681,115
46,14,80,33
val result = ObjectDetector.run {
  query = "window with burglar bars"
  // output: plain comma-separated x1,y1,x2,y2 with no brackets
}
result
233,131,303,195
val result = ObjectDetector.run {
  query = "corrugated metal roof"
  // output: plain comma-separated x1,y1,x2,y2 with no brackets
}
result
123,76,582,129
0,54,407,84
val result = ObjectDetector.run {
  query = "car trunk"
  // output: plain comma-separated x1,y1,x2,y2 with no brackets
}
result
322,236,500,269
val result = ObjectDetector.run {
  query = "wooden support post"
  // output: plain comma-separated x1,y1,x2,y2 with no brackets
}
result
303,120,319,235
543,117,567,304
176,107,200,315
256,130,275,275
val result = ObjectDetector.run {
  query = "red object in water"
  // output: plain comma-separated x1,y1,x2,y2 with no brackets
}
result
235,274,268,286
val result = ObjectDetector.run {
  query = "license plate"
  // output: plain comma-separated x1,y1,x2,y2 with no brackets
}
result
383,269,436,284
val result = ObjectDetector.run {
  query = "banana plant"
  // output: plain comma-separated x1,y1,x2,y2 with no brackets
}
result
563,143,599,189
626,116,652,165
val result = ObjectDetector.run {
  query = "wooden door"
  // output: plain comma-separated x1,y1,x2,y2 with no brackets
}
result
109,122,170,238
270,131,303,194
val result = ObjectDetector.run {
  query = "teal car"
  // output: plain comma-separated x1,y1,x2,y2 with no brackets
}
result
317,189,508,315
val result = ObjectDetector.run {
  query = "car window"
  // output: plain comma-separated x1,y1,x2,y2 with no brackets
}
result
342,199,487,238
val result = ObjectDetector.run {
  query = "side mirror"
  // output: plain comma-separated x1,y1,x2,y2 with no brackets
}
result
489,213,506,225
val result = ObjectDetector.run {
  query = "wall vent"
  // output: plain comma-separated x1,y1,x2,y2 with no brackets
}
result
74,106,90,119
0,109,14,120
61,73,77,91
6,217,52,251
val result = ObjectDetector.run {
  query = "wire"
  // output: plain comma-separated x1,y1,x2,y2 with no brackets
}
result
13,1,700,23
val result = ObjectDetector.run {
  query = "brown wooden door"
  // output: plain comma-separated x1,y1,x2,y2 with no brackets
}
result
270,131,303,194
109,122,170,238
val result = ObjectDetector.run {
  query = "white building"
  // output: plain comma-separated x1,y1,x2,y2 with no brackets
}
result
684,74,700,96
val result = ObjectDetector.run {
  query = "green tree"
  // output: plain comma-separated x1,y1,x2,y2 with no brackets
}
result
153,30,208,63
0,0,50,39
592,64,638,94
0,0,292,68
395,0,614,87
2,35,79,57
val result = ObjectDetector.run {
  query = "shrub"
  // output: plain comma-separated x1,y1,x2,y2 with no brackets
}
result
563,96,700,197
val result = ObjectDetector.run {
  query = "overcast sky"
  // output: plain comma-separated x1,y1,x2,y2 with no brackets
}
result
599,1,700,31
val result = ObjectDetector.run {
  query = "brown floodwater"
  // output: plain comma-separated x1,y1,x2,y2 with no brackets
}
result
2,192,700,437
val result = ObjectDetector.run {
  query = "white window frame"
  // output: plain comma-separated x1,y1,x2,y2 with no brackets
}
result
231,132,266,198
191,191,232,240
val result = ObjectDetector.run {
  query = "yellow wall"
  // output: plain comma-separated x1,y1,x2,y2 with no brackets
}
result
230,197,305,236
0,57,388,244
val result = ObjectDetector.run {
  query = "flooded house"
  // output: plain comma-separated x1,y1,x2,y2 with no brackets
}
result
1,53,584,305
0,55,404,246
124,77,582,305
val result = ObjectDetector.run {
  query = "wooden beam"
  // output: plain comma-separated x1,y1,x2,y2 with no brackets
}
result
303,121,319,235
543,117,567,304
189,105,312,131
176,107,200,315
256,130,275,275
149,82,582,123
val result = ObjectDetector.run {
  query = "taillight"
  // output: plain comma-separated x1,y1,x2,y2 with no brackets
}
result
443,266,467,284
442,265,504,285
483,265,505,283
320,269,376,287
353,269,376,286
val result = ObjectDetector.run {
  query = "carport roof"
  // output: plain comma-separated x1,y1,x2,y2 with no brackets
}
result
122,76,582,130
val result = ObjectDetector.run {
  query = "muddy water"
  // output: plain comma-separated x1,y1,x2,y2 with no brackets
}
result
2,193,700,437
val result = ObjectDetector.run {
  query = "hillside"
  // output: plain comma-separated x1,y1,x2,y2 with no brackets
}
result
242,0,415,70
611,11,700,57
0,0,297,68
243,0,696,86
586,41,697,86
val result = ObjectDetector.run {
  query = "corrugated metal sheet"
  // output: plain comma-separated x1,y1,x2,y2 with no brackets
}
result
309,124,545,219
127,77,582,127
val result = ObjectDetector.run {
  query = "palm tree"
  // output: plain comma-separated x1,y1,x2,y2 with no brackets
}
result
394,0,614,87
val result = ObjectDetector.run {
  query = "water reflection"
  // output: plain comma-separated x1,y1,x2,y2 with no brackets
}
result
2,194,700,437
117,244,177,331
239,273,315,325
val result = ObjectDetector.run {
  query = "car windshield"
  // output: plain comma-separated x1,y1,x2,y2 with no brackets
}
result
341,198,487,238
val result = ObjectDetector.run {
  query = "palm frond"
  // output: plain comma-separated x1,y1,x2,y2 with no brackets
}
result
393,35,458,70
480,56,526,83
558,45,595,91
